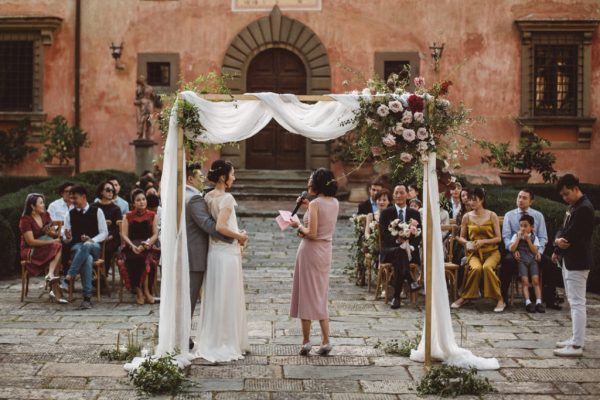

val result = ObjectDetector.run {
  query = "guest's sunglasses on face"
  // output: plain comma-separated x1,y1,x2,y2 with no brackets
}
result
104,188,114,193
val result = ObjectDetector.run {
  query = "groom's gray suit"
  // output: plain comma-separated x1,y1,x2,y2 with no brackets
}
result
186,185,232,316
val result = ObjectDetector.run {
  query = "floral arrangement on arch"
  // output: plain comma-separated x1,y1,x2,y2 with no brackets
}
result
339,70,472,181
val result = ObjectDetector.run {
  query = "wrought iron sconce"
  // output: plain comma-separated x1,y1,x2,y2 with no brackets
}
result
430,42,445,72
110,42,124,69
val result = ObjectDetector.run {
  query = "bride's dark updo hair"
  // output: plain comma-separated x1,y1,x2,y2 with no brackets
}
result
207,160,234,184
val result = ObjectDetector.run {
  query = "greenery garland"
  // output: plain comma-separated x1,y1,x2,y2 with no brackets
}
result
158,72,234,164
417,365,496,398
128,353,190,396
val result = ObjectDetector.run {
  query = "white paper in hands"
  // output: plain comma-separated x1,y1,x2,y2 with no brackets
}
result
276,210,301,231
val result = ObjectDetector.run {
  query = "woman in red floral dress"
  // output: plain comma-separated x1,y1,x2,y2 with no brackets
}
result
19,193,64,301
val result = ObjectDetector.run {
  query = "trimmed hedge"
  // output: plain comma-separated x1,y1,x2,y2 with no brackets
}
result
491,183,600,210
0,170,137,277
0,176,51,198
0,214,16,278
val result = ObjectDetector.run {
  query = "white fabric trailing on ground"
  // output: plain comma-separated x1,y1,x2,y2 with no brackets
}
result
410,153,499,370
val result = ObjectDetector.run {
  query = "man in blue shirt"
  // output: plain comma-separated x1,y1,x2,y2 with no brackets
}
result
500,188,560,310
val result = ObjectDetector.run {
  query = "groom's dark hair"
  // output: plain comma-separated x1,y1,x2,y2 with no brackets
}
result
186,162,202,179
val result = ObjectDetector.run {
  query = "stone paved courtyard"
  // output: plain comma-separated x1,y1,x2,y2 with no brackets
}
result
1,215,600,399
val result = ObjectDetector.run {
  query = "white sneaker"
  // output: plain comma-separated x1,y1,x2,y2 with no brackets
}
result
59,279,68,291
556,339,584,349
553,345,583,357
556,338,574,348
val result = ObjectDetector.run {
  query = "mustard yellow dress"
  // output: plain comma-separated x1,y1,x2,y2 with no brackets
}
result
461,215,502,301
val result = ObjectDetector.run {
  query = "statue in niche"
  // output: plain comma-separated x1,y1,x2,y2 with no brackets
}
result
134,76,158,140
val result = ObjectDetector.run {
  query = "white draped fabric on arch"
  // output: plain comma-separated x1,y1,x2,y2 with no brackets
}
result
124,91,498,371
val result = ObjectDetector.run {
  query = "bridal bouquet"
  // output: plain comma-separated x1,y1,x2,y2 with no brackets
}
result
388,218,421,239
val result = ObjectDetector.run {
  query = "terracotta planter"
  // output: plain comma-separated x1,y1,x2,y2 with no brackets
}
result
499,171,531,186
44,164,75,177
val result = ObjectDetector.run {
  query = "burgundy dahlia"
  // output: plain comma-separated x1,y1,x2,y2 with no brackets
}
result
439,80,453,96
407,95,424,113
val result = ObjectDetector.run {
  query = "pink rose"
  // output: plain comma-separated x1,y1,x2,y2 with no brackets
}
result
382,134,396,147
417,127,428,140
401,111,413,124
414,76,425,87
371,146,383,156
394,123,404,135
388,100,403,113
377,104,390,117
414,112,424,123
402,129,416,142
400,152,413,162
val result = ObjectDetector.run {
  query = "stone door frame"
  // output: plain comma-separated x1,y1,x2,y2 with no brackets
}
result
220,5,331,170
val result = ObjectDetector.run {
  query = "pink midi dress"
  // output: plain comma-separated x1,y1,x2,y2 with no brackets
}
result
290,196,339,321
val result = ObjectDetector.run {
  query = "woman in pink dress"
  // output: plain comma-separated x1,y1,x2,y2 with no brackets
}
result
290,168,339,356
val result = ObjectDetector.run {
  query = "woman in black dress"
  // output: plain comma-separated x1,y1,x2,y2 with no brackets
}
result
95,181,123,271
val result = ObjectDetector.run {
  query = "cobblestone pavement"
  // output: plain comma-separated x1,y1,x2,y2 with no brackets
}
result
1,215,599,399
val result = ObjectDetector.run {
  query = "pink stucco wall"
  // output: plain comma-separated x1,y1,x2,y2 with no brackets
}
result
2,0,600,183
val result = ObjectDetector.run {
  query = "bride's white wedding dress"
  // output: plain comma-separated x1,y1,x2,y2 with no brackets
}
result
193,191,248,363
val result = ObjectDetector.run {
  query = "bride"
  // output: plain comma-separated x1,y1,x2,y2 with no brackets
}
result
193,160,249,362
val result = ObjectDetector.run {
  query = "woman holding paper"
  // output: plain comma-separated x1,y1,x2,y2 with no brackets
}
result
289,168,339,356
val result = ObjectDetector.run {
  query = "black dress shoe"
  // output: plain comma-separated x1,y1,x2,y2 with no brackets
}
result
535,303,546,313
390,298,401,309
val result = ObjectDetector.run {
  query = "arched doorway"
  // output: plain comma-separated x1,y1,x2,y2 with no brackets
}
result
245,48,307,169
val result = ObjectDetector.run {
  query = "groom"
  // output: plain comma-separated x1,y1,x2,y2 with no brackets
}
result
186,162,233,349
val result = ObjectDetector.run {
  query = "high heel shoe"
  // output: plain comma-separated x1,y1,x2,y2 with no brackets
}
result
135,288,145,305
143,289,155,304
45,273,60,282
316,343,332,356
299,342,312,356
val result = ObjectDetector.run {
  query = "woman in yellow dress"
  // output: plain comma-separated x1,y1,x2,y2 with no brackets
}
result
451,187,506,312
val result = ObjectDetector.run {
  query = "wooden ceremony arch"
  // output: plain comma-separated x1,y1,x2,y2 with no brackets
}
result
172,93,435,369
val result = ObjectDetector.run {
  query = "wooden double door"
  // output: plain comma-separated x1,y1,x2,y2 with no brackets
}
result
246,48,307,170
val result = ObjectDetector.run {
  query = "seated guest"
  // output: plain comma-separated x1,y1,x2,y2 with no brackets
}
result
407,184,420,202
64,185,108,309
47,182,74,222
19,193,65,303
451,187,505,312
107,176,129,216
95,181,123,271
446,182,464,220
47,181,74,289
358,178,384,215
500,189,555,310
378,184,422,309
409,198,422,212
146,192,162,246
364,188,391,239
509,214,544,313
118,189,159,305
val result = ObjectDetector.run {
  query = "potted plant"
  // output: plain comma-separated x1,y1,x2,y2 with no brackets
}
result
0,119,36,175
479,132,557,185
38,116,90,176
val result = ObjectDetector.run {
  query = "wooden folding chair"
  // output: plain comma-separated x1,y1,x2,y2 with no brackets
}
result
442,223,460,301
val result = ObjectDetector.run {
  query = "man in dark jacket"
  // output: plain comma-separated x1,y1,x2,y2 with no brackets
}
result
552,174,595,357
357,179,383,215
379,184,422,309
